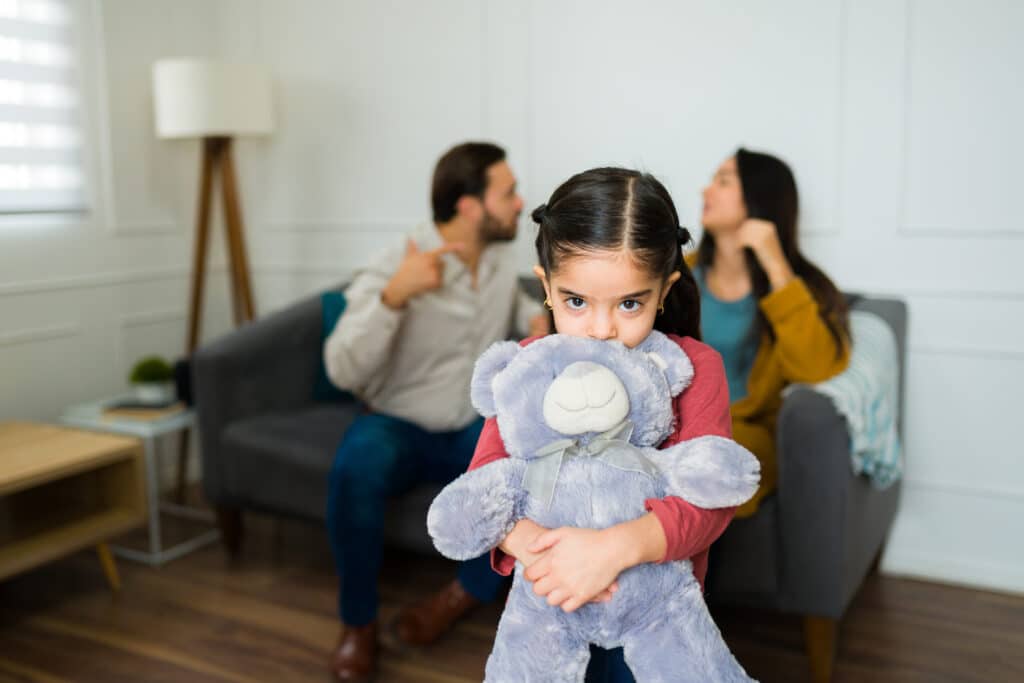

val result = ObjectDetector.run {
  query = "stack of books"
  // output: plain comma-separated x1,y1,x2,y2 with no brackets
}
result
101,399,186,421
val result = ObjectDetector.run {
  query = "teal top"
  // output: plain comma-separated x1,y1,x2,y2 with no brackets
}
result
695,267,758,403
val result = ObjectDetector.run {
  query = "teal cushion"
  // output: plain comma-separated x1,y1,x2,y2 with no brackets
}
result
314,291,355,403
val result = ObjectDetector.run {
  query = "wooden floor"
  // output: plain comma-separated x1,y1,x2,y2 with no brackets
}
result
1,514,1022,682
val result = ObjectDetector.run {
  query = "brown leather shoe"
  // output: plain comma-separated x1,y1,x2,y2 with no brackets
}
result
392,579,480,647
329,621,377,682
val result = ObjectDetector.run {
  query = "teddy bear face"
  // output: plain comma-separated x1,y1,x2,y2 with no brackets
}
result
542,360,630,435
470,331,694,459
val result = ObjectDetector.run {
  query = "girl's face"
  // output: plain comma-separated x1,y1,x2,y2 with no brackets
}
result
534,249,680,349
701,156,747,234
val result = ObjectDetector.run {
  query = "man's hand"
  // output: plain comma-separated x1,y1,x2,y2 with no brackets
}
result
381,239,464,309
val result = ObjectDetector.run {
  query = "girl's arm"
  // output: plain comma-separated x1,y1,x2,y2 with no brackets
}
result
644,340,739,563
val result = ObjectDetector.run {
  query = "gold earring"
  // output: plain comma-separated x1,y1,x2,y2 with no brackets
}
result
658,303,665,314
544,298,553,310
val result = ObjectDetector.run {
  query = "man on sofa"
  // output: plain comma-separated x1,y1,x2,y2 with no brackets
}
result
323,141,547,681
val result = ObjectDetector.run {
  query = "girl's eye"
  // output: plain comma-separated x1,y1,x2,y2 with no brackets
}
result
619,299,641,312
565,297,586,310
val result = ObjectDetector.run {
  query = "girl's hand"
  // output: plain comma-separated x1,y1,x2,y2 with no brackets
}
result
736,218,794,290
499,518,550,567
523,527,628,613
500,520,617,605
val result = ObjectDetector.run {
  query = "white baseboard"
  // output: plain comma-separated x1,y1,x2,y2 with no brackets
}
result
881,483,1024,596
881,549,1024,596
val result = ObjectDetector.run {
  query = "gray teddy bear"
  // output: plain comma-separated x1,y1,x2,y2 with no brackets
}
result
427,331,760,682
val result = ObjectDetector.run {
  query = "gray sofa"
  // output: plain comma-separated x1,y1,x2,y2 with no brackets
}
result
192,282,905,683
707,294,906,683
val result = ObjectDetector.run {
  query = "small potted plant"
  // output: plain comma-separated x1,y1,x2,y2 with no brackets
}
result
129,356,176,404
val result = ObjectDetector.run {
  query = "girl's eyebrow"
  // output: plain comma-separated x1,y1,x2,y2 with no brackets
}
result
556,287,653,299
619,289,653,299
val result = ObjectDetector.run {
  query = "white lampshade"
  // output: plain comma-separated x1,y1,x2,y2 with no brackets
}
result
152,58,274,139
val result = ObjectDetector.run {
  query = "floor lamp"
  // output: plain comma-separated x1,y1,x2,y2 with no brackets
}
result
152,58,274,500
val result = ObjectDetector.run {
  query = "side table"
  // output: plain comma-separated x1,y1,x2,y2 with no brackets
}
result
60,395,219,566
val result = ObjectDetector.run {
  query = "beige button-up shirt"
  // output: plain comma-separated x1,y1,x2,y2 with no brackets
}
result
324,223,541,432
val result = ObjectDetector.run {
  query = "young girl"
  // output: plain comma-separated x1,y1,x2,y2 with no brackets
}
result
468,167,740,682
695,148,850,517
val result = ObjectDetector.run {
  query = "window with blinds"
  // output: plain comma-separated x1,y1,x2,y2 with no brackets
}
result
0,0,85,214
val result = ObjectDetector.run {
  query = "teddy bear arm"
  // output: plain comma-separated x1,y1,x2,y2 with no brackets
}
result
426,458,525,561
656,435,762,509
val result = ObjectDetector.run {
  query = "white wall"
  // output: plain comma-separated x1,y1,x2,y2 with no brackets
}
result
2,0,1020,593
0,0,233,483
210,0,1023,593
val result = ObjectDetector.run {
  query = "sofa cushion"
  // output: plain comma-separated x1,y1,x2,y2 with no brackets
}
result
221,404,446,554
313,290,355,403
223,404,360,520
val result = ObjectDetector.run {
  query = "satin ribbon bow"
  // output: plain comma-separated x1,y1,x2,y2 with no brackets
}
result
523,420,661,508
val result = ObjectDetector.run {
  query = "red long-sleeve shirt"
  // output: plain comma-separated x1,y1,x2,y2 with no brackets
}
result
468,334,737,590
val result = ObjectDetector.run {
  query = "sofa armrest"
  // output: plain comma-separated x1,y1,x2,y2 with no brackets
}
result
192,293,325,503
774,387,900,618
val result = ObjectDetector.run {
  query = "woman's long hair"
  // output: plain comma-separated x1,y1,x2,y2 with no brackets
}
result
533,167,701,340
696,148,849,352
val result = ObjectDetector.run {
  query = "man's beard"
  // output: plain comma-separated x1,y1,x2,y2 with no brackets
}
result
479,210,518,244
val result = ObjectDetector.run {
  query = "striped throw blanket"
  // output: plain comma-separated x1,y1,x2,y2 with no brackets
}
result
785,310,903,489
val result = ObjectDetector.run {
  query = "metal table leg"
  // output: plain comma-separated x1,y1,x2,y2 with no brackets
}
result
111,432,218,566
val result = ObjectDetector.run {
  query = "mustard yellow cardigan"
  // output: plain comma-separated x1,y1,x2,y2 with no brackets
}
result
688,258,851,517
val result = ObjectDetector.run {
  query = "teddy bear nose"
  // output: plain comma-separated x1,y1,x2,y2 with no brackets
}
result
549,361,618,411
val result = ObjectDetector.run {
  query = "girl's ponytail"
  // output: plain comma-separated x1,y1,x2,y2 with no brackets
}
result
656,244,702,340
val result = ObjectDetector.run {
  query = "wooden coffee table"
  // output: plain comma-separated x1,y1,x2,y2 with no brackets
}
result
0,421,146,590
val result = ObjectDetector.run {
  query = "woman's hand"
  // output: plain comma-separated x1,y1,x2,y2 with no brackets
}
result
522,527,629,613
737,218,794,290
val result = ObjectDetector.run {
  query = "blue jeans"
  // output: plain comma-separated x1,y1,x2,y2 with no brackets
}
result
586,646,634,682
326,412,505,626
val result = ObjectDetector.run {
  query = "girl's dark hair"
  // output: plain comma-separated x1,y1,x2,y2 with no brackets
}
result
532,167,701,340
696,147,849,352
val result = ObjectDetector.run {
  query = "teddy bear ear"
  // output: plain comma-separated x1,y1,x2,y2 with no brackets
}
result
470,341,521,417
638,331,694,396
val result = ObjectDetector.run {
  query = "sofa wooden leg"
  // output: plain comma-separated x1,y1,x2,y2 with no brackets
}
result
216,506,244,557
803,615,837,683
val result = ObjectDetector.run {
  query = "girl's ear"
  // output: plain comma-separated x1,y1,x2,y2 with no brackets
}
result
532,265,549,301
660,270,682,308
638,330,694,396
470,341,521,416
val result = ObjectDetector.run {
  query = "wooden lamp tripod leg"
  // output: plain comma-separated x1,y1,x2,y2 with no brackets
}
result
185,137,219,354
220,137,256,324
176,136,258,504
177,137,219,503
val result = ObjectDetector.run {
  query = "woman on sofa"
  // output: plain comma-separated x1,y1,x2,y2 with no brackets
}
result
691,148,851,518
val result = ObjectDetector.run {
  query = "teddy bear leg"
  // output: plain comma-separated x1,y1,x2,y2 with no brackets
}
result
484,597,590,682
620,590,755,683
